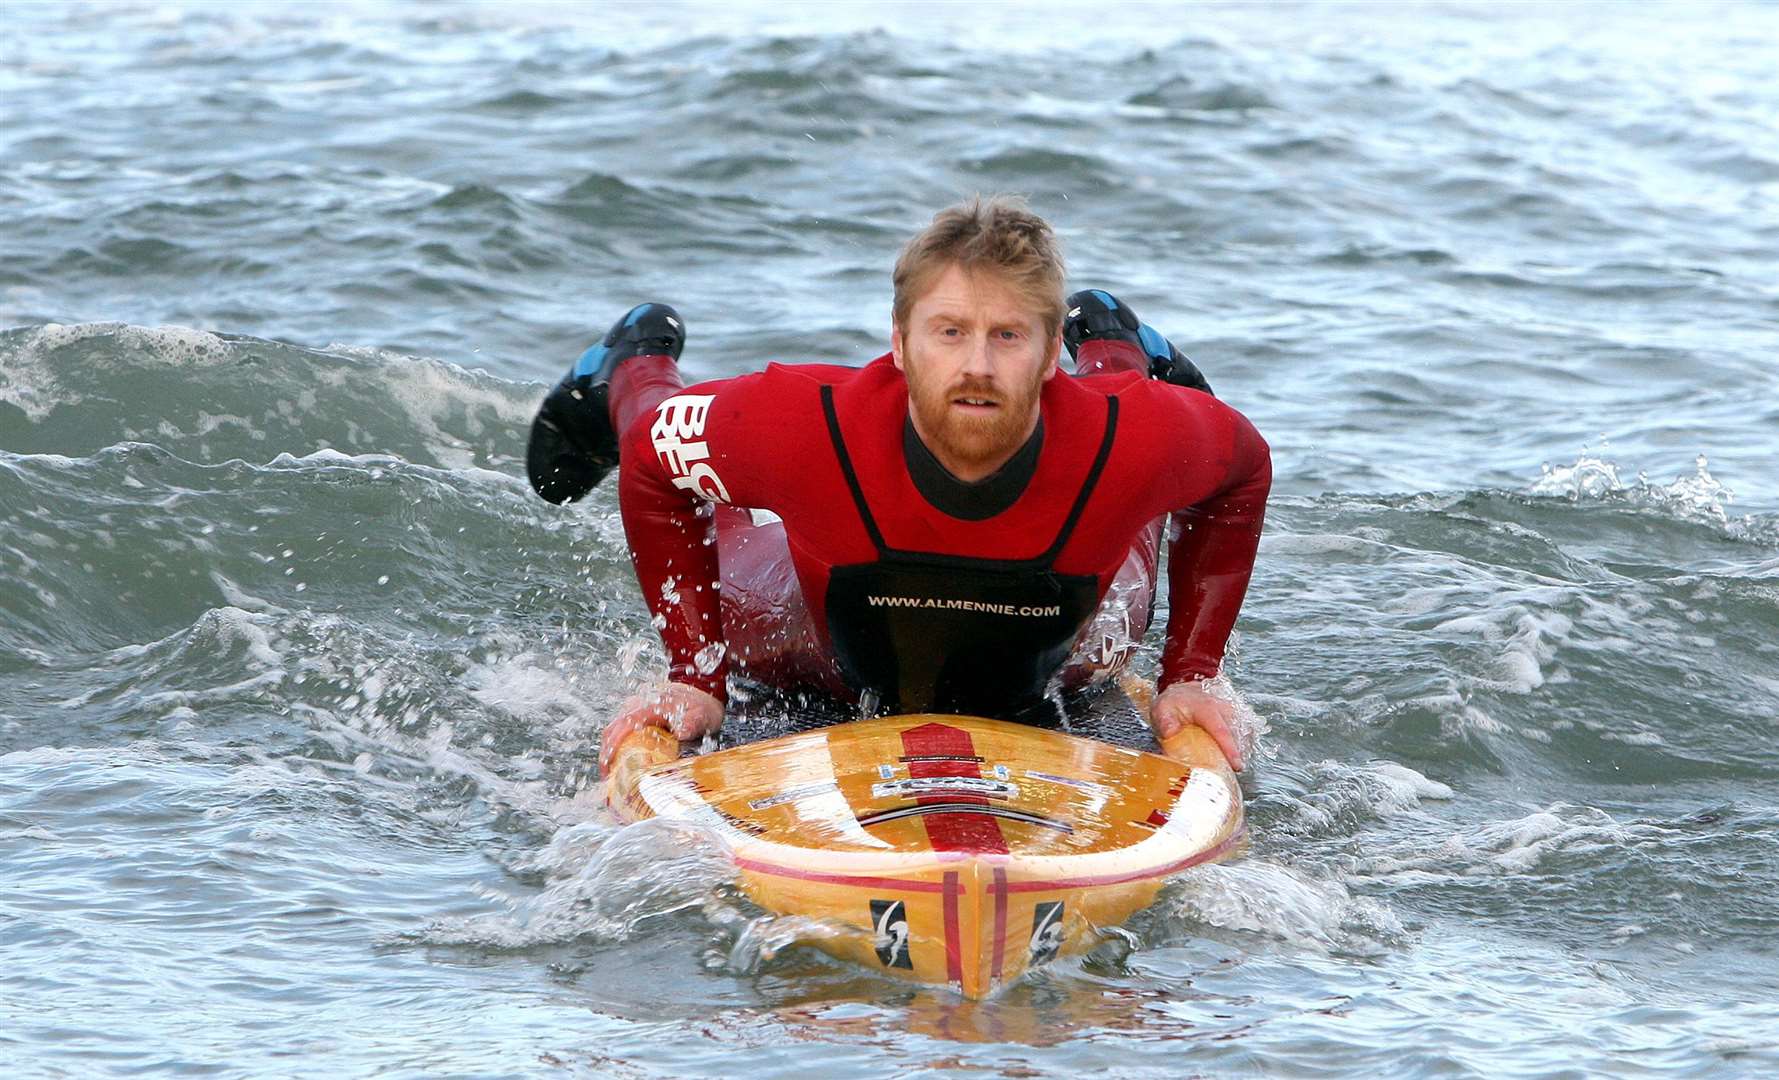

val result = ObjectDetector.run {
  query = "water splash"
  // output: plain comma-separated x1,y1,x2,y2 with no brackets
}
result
1262,759,1456,840
1532,451,1735,526
1146,860,1406,957
417,817,737,948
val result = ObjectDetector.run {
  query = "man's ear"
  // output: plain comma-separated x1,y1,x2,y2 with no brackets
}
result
891,325,905,372
1042,331,1063,381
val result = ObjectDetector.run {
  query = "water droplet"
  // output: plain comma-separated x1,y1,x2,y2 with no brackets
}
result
693,642,727,676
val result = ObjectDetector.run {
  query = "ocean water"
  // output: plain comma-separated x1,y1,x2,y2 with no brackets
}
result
3,1,1778,1076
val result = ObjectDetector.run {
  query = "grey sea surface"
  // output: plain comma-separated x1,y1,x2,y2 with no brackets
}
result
3,1,1778,1076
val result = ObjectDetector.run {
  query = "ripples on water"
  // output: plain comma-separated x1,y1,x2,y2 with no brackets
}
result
3,1,1778,1076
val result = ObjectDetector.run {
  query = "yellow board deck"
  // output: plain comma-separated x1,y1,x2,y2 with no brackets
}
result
603,713,1243,998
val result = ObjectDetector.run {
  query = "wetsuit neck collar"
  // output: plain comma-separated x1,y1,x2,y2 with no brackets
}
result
902,415,1044,521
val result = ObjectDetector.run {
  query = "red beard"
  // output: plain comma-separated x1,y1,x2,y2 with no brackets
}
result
904,364,1045,477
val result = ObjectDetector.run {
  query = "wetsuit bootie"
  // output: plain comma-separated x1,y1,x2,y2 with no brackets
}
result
1062,289,1212,396
526,302,685,504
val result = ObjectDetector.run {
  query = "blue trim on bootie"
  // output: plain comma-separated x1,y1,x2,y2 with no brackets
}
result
1137,323,1171,363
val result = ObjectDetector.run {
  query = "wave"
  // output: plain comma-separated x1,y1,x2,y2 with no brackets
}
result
0,323,537,469
1127,77,1275,113
1241,458,1777,787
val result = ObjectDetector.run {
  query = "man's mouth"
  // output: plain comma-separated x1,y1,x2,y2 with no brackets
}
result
952,396,1000,410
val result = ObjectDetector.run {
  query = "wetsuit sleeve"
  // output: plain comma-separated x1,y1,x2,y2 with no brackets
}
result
1157,396,1272,689
616,370,803,701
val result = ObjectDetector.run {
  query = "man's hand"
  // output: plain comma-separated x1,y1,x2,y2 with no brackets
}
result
1150,680,1245,772
598,682,723,775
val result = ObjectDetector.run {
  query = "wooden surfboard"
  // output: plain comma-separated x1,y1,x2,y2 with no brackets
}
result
603,713,1243,998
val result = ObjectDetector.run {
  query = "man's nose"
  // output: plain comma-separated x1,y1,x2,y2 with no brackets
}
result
961,332,995,377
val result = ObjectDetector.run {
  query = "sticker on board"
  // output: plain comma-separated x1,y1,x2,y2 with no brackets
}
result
1030,901,1065,964
871,899,913,969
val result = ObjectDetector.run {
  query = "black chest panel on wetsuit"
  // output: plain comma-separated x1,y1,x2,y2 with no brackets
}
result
819,386,1119,723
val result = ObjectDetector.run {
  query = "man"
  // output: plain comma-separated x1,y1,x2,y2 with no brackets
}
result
526,197,1270,775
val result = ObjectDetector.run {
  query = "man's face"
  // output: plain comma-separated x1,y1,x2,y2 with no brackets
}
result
892,263,1061,481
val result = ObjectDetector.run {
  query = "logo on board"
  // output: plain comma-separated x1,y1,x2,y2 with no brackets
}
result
870,899,912,969
1030,901,1065,964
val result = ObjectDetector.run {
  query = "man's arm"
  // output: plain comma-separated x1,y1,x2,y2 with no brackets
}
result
619,378,758,700
616,365,850,690
1150,393,1272,769
600,374,779,767
1158,416,1271,687
601,364,847,768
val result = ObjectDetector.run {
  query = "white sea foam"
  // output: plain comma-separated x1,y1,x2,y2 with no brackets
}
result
154,411,267,443
0,743,170,767
1260,532,1388,557
1434,606,1574,695
1367,761,1456,802
133,668,286,708
462,646,611,738
1272,758,1455,838
197,605,284,668
63,322,230,366
419,817,735,948
1160,859,1405,955
1380,586,1459,618
0,328,81,420
268,448,407,468
322,347,535,470
1368,804,1636,879
259,446,526,492
1,323,247,421
208,570,284,614
1603,730,1666,746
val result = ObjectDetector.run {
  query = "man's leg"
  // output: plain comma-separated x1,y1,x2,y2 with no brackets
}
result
529,305,845,728
1057,517,1162,694
712,506,854,743
1056,289,1211,744
607,353,685,440
1060,286,1201,688
527,303,686,504
1064,289,1213,393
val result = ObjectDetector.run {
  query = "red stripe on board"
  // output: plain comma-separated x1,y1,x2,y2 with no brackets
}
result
732,857,947,893
942,870,963,984
900,723,1008,855
990,865,1008,981
1001,826,1247,892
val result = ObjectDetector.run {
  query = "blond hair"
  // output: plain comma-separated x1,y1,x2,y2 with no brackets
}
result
892,195,1066,338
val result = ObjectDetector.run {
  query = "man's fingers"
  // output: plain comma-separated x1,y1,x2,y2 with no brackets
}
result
599,697,677,770
1151,685,1246,772
1192,706,1244,772
1209,723,1244,772
600,684,723,772
598,712,644,773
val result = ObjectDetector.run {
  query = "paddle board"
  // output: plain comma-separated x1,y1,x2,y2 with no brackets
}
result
603,712,1242,998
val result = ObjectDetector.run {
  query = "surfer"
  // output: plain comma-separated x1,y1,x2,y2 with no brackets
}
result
526,196,1270,775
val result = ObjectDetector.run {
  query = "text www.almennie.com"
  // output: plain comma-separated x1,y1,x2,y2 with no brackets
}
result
865,596,1062,617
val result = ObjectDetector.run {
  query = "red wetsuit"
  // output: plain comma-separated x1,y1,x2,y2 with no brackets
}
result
612,342,1271,725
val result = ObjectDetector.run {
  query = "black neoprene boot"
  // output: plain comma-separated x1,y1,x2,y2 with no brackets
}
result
1062,289,1213,396
525,302,685,504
